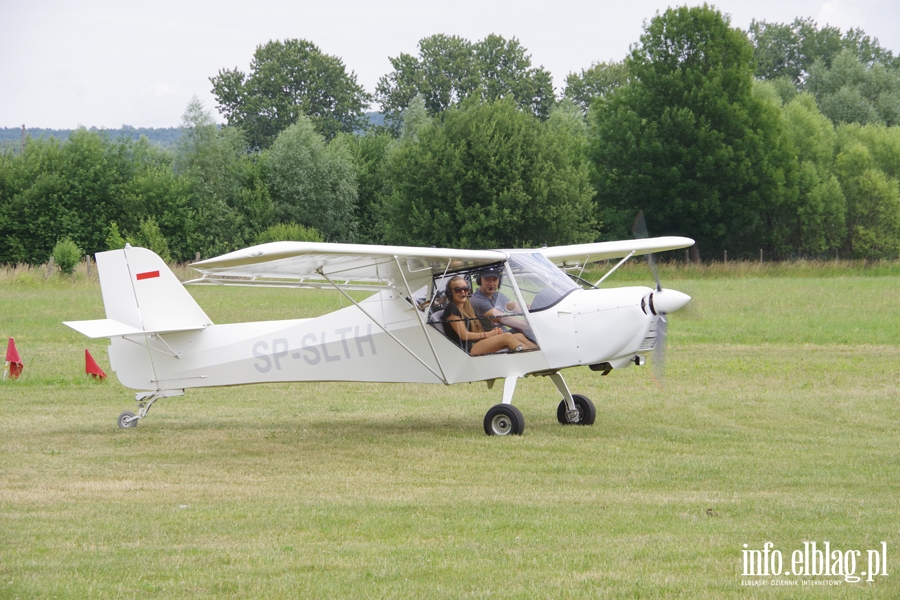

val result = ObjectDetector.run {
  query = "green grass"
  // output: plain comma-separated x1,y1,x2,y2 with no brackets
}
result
1,266,899,598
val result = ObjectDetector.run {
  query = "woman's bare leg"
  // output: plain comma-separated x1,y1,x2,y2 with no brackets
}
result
512,333,537,349
470,333,528,355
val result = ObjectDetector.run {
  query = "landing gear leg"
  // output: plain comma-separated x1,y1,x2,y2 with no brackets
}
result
549,372,596,426
117,389,184,429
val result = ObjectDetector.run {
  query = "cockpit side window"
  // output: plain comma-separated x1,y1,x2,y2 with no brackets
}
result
425,264,539,354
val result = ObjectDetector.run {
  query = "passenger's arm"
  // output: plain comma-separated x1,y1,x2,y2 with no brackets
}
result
448,317,495,342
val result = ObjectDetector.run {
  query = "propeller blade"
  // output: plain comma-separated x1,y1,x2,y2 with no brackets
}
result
631,210,648,239
632,211,661,291
653,314,667,385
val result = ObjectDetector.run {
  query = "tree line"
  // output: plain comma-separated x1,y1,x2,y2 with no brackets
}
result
0,126,185,149
2,5,899,266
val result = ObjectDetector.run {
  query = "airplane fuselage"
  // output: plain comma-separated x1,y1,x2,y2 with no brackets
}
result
108,286,662,392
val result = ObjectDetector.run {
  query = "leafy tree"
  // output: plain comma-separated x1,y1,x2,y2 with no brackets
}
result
0,130,148,264
562,61,630,116
547,99,591,164
836,122,900,180
104,218,173,261
264,115,358,242
749,18,899,86
131,218,172,261
748,17,844,84
381,97,597,249
591,5,797,259
105,222,128,250
767,76,801,106
118,161,196,261
332,130,395,244
210,39,371,148
842,27,899,70
780,92,846,254
0,130,194,264
807,49,900,126
377,34,476,127
375,34,555,134
475,34,555,121
174,99,265,258
834,142,900,258
0,139,57,263
399,94,430,141
834,124,900,258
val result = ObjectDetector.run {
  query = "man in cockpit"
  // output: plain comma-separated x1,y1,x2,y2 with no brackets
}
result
471,266,535,343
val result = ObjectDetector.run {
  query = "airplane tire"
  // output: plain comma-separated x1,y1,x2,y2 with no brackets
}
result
484,404,525,436
556,394,596,426
118,411,138,429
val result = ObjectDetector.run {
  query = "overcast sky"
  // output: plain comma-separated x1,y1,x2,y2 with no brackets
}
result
2,0,898,130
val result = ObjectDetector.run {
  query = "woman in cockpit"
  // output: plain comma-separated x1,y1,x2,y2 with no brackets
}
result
442,276,537,355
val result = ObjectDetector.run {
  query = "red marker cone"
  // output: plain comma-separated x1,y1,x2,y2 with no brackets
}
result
85,349,107,380
4,337,23,380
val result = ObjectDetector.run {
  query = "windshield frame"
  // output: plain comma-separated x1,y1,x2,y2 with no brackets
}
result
507,253,581,313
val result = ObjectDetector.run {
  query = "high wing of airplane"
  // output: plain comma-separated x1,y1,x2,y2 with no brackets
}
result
64,236,694,435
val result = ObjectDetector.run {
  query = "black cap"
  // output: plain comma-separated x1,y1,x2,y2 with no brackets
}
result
480,266,501,278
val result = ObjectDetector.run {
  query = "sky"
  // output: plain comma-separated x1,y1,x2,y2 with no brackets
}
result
2,0,898,130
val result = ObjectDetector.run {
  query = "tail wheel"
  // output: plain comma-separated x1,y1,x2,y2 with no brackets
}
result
484,404,525,436
556,394,596,425
118,411,138,428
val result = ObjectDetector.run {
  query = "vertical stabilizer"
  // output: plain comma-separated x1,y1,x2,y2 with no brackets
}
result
96,247,212,333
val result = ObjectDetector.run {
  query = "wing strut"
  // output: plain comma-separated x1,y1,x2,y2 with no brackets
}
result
316,268,449,385
393,255,449,384
594,251,635,286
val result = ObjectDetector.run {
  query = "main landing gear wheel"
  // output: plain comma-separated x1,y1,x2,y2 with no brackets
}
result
484,404,525,436
557,394,596,426
118,411,138,429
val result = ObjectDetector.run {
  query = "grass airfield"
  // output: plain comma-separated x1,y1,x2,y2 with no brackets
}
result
1,263,899,598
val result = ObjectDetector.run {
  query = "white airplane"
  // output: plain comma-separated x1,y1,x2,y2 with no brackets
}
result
64,235,693,435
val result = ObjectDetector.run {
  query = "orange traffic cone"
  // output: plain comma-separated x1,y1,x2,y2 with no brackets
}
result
4,337,23,380
85,349,107,380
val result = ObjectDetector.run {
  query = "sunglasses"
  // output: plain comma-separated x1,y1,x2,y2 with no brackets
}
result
451,286,470,294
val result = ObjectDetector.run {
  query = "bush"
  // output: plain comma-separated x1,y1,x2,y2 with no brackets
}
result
52,238,82,274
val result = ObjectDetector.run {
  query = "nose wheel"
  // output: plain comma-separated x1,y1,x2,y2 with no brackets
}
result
557,394,596,425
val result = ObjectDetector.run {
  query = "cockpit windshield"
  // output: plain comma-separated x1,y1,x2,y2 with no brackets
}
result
508,253,581,312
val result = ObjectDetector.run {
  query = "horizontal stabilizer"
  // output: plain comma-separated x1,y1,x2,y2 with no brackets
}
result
64,318,208,339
